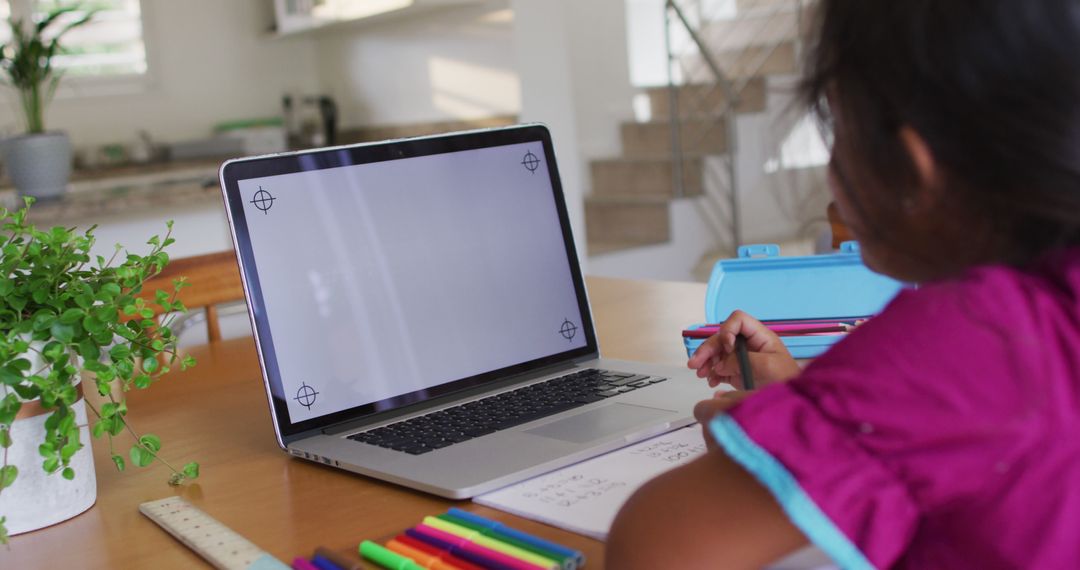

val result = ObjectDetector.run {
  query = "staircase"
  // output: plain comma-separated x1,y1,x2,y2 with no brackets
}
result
585,0,809,259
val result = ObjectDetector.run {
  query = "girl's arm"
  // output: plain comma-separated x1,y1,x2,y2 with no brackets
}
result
607,446,809,569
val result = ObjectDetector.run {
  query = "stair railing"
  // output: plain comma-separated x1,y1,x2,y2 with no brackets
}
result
663,0,806,255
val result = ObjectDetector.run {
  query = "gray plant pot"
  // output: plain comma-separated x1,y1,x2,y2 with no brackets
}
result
3,131,73,200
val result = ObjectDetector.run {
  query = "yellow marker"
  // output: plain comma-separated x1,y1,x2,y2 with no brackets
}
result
421,516,560,570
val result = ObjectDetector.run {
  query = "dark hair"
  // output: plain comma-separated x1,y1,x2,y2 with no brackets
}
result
802,0,1080,269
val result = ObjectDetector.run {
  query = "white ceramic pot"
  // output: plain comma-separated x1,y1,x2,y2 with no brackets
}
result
0,345,96,536
2,131,73,200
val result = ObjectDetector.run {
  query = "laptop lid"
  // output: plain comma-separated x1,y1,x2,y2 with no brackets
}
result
219,124,599,443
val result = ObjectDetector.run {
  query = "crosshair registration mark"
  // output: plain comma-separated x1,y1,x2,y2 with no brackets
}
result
522,151,540,174
250,186,275,214
559,318,578,342
294,382,319,410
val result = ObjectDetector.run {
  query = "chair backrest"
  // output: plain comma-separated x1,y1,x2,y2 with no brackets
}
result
138,250,245,343
828,202,855,249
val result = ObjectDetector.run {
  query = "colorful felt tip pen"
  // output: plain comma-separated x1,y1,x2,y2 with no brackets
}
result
411,524,547,570
313,547,362,570
292,557,321,570
443,509,582,570
405,528,500,570
422,516,559,569
395,534,486,570
360,540,424,570
386,538,466,570
310,554,346,570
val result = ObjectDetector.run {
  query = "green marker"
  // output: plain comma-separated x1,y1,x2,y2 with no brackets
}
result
359,540,423,570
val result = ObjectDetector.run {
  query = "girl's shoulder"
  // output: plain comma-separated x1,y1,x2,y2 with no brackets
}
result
816,247,1080,381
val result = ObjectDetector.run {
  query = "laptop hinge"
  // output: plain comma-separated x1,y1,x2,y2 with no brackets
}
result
319,359,587,437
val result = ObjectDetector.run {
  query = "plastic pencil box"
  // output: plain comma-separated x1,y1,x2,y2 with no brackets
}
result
683,242,905,359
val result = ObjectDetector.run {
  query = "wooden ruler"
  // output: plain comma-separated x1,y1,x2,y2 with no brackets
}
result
139,496,290,570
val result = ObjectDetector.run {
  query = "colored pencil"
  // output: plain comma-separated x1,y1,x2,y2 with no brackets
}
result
409,525,546,570
441,510,580,570
422,517,559,569
395,534,486,570
735,334,755,390
691,316,868,329
682,323,854,339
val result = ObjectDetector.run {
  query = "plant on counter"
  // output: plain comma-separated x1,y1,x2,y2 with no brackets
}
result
0,198,199,543
0,5,95,134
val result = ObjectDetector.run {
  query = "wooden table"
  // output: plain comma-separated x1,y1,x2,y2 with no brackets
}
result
6,276,707,568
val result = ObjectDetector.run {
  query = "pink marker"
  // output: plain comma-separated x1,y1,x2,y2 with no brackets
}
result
411,524,548,570
292,557,321,570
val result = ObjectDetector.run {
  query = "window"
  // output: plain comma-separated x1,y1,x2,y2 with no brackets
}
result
0,0,147,78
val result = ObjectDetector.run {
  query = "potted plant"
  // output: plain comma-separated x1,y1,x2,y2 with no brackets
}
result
0,5,95,199
0,198,199,543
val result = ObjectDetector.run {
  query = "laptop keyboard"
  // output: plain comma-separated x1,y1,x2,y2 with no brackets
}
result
346,368,667,455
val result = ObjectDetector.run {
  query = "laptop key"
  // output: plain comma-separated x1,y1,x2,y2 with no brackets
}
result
610,375,650,386
462,426,496,438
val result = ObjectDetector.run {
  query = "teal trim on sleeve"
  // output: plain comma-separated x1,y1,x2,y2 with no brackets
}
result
710,414,876,570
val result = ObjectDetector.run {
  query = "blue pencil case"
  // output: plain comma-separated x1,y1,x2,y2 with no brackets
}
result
683,242,905,359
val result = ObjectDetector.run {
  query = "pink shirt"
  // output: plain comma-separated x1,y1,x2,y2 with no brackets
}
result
710,248,1080,569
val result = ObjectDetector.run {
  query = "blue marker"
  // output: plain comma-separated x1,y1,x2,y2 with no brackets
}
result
447,508,585,568
310,554,345,570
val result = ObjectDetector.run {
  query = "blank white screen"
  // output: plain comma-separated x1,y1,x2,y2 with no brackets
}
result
238,141,587,423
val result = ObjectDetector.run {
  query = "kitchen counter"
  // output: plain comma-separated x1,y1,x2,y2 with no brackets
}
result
1,159,223,227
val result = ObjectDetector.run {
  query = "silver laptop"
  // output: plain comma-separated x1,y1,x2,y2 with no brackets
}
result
218,124,713,498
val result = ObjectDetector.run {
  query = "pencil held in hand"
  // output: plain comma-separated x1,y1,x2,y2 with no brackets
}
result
734,334,755,390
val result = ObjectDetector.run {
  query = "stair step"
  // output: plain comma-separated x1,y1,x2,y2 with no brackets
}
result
700,9,800,50
681,41,798,81
591,157,704,198
585,197,671,251
647,77,767,119
620,119,728,157
737,0,794,10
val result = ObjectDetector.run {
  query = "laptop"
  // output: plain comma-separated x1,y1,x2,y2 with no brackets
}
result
218,124,714,498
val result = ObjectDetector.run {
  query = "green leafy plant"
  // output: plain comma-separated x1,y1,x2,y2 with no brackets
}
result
0,4,95,134
0,198,199,543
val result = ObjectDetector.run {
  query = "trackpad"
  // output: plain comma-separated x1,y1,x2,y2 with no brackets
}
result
525,403,674,444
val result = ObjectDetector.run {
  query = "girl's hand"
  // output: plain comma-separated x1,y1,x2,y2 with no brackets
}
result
693,389,749,450
687,310,801,390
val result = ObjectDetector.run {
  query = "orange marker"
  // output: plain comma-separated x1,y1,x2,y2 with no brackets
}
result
386,538,467,570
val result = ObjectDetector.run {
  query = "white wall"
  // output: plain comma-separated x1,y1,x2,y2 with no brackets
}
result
563,0,637,162
313,0,521,129
511,0,638,268
0,0,320,149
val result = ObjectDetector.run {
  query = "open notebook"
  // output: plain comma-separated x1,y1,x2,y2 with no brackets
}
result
474,425,836,569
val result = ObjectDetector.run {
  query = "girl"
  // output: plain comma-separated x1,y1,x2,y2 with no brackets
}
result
607,1,1080,568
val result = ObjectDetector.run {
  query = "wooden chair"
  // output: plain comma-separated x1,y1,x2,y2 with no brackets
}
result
827,201,855,249
137,250,245,343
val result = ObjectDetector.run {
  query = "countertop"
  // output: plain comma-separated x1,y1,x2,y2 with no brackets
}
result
1,159,224,226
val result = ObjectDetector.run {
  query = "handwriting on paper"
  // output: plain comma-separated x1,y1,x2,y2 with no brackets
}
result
475,426,708,540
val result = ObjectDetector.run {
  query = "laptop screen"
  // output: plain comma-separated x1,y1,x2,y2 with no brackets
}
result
220,125,597,438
